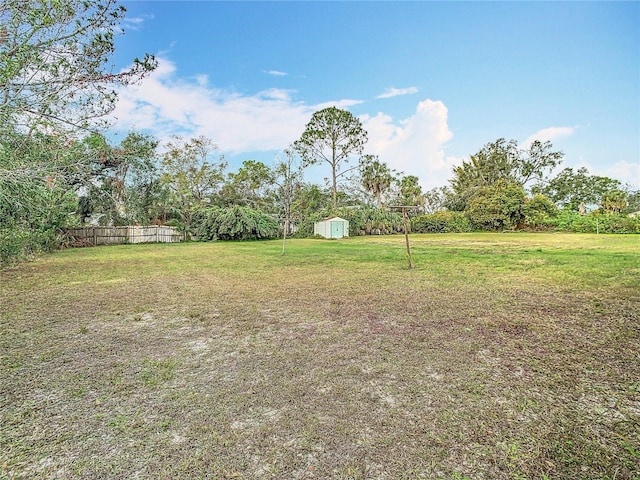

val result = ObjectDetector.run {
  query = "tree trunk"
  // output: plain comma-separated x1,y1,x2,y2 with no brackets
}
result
375,190,383,209
332,164,338,209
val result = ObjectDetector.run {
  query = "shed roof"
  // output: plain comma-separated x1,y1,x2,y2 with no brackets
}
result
320,216,348,222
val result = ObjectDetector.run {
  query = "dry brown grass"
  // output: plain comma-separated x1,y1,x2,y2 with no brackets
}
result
1,234,639,479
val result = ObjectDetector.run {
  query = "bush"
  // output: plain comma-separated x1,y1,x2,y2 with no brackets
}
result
291,210,324,238
411,211,472,233
294,206,404,237
341,206,403,236
521,194,558,229
544,211,640,234
466,180,527,231
192,206,279,241
295,205,404,237
0,227,60,268
598,214,640,233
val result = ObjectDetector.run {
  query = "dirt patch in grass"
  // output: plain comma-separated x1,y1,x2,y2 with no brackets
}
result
1,235,639,479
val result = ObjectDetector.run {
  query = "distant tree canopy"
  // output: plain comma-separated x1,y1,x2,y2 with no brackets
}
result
532,166,624,212
160,136,227,231
80,131,159,226
359,155,396,208
192,205,279,241
397,175,425,208
448,138,563,211
294,106,367,209
436,137,636,232
3,33,639,270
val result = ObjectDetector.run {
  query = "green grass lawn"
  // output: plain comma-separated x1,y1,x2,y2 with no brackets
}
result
1,233,639,479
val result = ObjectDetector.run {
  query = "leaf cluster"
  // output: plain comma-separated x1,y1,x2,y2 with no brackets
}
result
450,138,563,209
533,167,623,211
359,154,397,208
293,107,367,168
411,211,472,233
465,179,527,230
0,0,156,132
192,205,279,241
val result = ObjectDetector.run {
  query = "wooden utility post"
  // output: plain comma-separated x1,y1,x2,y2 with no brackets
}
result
390,206,415,269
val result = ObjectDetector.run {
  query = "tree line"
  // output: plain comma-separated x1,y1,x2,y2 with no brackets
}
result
1,1,638,266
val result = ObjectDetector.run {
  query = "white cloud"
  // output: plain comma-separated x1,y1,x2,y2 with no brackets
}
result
267,70,288,77
361,99,455,190
605,161,640,189
111,57,362,154
602,161,640,188
313,99,364,110
121,14,153,32
567,159,640,189
521,126,575,149
376,87,419,99
111,58,455,189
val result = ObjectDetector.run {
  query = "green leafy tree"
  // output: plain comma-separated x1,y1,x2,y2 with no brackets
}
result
288,183,332,237
294,106,367,209
0,0,156,263
397,175,425,207
293,183,331,215
466,179,527,230
359,155,396,208
521,194,558,228
518,140,564,187
0,131,95,265
0,0,156,133
624,189,640,214
533,167,622,211
449,138,563,210
81,131,159,225
422,186,451,214
223,160,275,209
161,136,227,231
451,139,519,196
192,206,279,241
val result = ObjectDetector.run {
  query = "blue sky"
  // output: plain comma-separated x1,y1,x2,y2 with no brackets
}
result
110,1,640,190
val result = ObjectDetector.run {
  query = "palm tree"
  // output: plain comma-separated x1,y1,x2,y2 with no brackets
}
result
360,155,395,208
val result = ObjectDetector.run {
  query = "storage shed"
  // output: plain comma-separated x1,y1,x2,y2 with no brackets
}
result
314,216,349,239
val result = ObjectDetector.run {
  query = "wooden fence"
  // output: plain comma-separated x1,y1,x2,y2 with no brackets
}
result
64,226,185,246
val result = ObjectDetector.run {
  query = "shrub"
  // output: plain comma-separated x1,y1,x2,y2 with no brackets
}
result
411,211,472,233
292,211,325,238
544,211,640,234
0,227,59,268
340,206,403,236
465,180,526,231
192,206,279,241
521,194,558,229
599,214,640,233
294,206,404,238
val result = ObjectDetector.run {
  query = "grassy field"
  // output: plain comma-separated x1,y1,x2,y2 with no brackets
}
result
1,233,639,480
